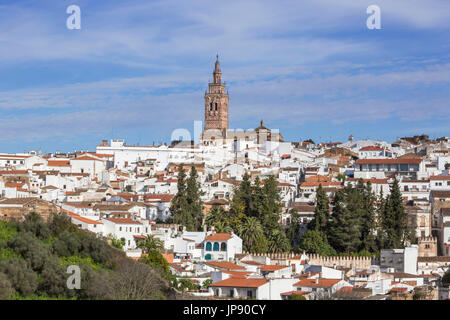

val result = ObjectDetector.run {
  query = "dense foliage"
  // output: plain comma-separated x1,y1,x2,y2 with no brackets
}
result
302,178,411,256
171,165,204,231
205,172,291,253
0,213,176,300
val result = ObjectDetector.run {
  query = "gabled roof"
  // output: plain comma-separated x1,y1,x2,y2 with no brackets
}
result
205,233,232,241
430,175,450,181
104,218,142,225
260,265,289,272
359,146,384,151
47,160,71,167
294,278,341,288
205,261,245,271
210,278,268,288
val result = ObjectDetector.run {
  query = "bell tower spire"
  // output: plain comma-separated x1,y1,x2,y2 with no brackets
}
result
213,54,222,84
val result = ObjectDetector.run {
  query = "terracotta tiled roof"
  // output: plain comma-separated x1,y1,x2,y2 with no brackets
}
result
359,146,384,151
144,194,175,202
104,218,142,225
72,156,101,161
65,211,102,225
417,256,450,262
210,278,268,288
48,160,71,167
260,265,289,272
205,233,232,241
305,175,330,183
430,175,450,181
0,170,28,175
294,278,341,288
205,261,245,271
280,290,310,295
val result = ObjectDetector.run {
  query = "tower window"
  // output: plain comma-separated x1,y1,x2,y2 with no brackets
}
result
215,103,218,111
210,102,213,111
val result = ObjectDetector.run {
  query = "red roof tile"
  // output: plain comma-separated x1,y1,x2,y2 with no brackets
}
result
210,278,268,288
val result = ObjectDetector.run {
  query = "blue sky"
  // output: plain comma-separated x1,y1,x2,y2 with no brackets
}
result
0,0,449,153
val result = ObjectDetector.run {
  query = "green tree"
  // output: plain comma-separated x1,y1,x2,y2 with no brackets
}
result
186,166,204,231
327,186,362,254
267,230,291,253
171,164,191,228
359,181,377,252
202,279,213,289
108,235,125,250
137,235,164,254
237,217,268,253
286,209,301,251
299,230,336,256
379,179,409,249
308,184,329,233
261,175,282,234
238,172,253,216
0,272,14,299
442,270,450,286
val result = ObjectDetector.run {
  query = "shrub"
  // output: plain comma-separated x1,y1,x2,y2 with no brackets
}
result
17,212,51,240
0,221,17,243
8,232,51,272
52,232,82,257
0,258,38,296
0,272,14,299
79,234,113,265
48,213,77,237
37,256,73,298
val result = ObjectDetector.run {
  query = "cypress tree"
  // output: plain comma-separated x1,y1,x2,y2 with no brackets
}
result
262,175,282,233
360,181,377,252
308,184,329,233
328,186,362,254
170,164,189,228
186,166,204,231
381,179,409,248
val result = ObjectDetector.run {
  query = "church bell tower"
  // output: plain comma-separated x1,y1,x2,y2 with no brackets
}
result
204,55,229,135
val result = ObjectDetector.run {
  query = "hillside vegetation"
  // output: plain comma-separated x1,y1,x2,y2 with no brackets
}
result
0,212,179,300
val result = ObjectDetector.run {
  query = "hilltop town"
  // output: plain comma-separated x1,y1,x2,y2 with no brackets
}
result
0,58,449,300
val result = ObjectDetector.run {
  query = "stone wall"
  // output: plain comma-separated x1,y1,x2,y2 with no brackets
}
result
242,252,378,269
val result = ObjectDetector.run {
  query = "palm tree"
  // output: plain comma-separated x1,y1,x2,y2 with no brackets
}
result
137,235,164,253
268,230,291,253
238,217,264,250
213,220,232,233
